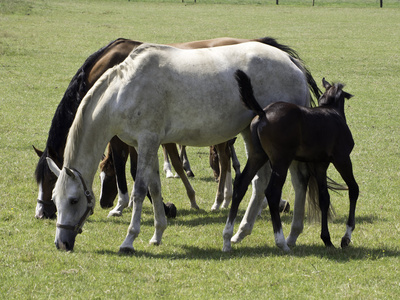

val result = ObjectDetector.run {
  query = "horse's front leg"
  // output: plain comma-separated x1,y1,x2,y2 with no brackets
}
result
107,137,130,217
164,143,198,210
315,165,333,247
286,161,309,247
119,143,166,253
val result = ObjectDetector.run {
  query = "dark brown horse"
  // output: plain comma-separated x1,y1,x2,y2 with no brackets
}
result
35,37,315,219
223,71,358,252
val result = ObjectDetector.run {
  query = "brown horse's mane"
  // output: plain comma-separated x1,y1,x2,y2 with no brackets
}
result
34,38,127,183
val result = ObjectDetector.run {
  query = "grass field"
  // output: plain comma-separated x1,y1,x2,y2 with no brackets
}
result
1,0,399,298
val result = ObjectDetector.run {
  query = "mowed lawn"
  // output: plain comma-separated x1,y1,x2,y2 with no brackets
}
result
0,0,399,298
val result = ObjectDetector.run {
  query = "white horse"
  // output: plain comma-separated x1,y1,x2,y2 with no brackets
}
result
47,42,315,252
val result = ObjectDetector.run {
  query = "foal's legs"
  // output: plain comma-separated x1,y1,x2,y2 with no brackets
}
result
265,162,291,252
314,163,334,247
230,129,270,244
164,143,199,209
222,150,267,252
334,157,359,248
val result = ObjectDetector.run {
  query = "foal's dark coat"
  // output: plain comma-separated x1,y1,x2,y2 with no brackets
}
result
229,70,359,248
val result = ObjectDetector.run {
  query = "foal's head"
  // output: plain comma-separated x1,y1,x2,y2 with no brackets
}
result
318,78,354,120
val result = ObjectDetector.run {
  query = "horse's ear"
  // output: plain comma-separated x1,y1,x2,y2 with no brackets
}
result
47,146,61,164
64,167,76,179
343,92,354,100
32,145,44,157
322,78,331,90
46,157,61,178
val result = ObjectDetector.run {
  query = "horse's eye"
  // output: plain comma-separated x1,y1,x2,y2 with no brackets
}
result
70,198,79,205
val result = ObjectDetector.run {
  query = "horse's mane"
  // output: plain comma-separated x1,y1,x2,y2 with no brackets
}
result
34,38,127,183
62,44,160,165
255,37,321,106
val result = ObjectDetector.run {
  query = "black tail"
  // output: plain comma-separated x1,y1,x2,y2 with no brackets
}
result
235,70,265,119
306,166,348,222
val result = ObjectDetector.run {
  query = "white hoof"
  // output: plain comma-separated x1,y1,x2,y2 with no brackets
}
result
107,210,122,217
210,202,220,211
165,170,175,178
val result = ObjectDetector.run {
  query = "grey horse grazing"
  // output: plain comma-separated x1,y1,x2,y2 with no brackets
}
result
47,42,316,252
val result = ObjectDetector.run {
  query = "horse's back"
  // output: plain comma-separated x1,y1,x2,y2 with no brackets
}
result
98,42,310,146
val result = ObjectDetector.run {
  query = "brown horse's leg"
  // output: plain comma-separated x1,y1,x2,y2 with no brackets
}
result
228,138,241,177
107,137,130,217
211,142,230,211
209,145,220,181
162,145,175,178
164,143,198,210
179,145,194,177
333,157,359,248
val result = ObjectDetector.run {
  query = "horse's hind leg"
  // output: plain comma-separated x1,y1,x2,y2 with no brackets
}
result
286,161,310,247
179,145,194,177
211,142,230,211
164,143,198,210
162,145,175,178
334,157,359,248
231,129,269,244
265,163,291,252
223,149,267,252
229,140,241,177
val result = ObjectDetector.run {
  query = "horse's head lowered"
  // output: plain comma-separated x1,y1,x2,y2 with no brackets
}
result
47,157,94,251
318,78,354,120
33,146,58,219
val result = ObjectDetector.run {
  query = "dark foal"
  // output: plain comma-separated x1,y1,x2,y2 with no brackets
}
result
223,70,359,252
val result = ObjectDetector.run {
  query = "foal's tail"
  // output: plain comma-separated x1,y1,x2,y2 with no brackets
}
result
306,165,348,222
235,70,265,118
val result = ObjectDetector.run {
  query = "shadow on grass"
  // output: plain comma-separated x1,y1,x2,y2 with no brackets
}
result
95,243,400,262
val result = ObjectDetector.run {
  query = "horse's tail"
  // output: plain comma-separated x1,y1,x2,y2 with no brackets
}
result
305,164,350,222
235,69,265,118
255,37,321,106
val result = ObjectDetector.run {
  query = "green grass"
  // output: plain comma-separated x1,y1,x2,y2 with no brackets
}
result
1,0,399,299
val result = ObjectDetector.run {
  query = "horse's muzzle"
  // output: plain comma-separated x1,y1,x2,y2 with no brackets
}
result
55,229,77,251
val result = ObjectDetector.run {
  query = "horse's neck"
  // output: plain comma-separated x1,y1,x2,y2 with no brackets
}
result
64,110,114,189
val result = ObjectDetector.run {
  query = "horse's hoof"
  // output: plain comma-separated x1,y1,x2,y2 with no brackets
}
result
165,202,177,218
165,170,174,178
186,171,195,178
191,204,200,210
118,247,135,255
279,201,290,213
107,210,122,218
149,239,161,246
341,237,351,248
222,245,232,252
